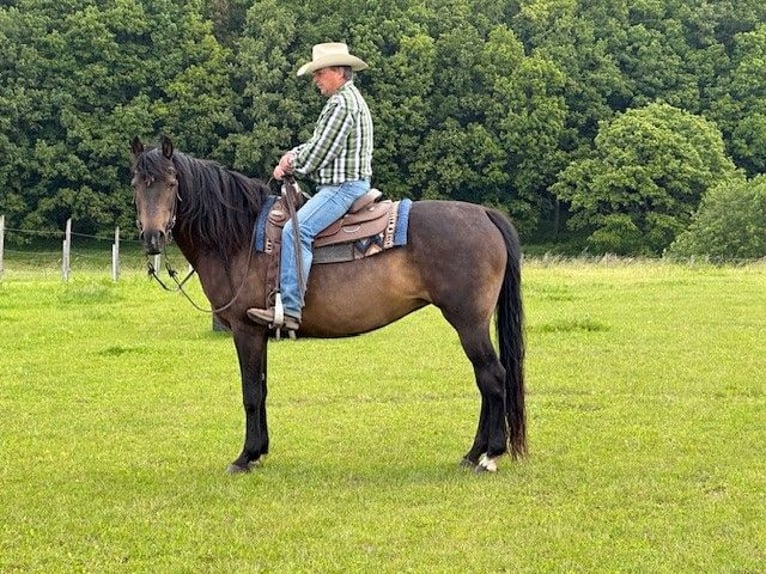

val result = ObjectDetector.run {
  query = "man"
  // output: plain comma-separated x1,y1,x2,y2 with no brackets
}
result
247,42,374,331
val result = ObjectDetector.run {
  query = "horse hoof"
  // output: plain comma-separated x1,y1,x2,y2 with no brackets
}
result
226,458,262,475
459,457,478,470
226,463,249,475
475,455,498,473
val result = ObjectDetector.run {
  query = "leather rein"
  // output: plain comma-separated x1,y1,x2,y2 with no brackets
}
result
146,232,256,315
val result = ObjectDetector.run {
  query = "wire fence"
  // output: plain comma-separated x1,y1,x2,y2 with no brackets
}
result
0,215,180,281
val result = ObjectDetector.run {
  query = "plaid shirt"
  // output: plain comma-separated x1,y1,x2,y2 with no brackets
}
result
291,81,373,185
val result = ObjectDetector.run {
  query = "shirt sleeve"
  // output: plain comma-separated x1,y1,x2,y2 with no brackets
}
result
292,97,355,176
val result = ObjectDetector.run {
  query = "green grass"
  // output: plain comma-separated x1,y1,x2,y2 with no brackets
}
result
0,259,764,573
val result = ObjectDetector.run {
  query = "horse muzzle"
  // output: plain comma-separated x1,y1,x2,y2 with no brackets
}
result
140,229,168,255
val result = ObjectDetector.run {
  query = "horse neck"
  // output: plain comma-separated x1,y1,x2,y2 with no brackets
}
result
172,227,201,269
171,155,264,267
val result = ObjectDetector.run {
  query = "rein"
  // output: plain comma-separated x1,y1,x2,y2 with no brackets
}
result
146,254,196,295
147,202,262,315
282,176,306,287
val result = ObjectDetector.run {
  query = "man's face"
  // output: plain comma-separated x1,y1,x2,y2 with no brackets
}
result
312,67,345,96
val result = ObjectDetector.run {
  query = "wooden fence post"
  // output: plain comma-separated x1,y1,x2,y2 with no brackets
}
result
62,218,72,282
112,227,120,281
0,214,5,280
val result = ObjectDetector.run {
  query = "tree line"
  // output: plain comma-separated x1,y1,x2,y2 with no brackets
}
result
1,0,765,257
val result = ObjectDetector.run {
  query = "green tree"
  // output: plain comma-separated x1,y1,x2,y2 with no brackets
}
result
669,174,766,260
552,103,736,255
490,50,568,231
407,16,566,232
224,0,300,176
366,30,436,199
513,0,628,143
710,23,766,176
0,0,235,236
3,0,766,243
408,20,515,207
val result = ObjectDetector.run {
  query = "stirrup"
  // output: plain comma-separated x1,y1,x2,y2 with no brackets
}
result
273,293,285,326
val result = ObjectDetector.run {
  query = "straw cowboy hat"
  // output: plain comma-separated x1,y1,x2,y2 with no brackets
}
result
297,42,369,76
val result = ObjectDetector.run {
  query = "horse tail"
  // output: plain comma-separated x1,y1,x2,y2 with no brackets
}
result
485,209,527,459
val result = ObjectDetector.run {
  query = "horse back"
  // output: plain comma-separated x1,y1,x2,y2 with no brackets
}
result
298,200,512,337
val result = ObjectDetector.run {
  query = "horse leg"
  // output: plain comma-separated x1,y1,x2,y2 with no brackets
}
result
461,401,488,468
226,325,269,474
457,326,508,473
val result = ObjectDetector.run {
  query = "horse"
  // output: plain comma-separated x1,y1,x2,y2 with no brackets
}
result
130,135,526,474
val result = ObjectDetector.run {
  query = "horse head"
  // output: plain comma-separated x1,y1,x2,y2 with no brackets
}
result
130,135,179,255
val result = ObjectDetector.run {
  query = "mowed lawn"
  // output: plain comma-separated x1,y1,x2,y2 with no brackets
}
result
0,259,763,573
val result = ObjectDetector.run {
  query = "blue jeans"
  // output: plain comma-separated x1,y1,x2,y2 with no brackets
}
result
280,179,370,318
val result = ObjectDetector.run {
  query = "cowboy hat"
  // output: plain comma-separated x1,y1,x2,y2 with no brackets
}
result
296,42,368,77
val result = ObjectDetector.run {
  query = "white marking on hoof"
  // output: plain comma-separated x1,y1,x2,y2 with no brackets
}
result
477,454,498,473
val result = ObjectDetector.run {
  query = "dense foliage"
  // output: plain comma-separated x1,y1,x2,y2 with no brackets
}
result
669,175,766,261
1,0,765,257
552,103,737,254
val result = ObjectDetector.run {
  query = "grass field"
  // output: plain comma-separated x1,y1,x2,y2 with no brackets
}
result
0,257,764,573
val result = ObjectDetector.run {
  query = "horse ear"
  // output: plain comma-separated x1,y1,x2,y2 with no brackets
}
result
161,135,174,159
130,136,144,156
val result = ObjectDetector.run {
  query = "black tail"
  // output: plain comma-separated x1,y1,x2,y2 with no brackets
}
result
486,209,527,459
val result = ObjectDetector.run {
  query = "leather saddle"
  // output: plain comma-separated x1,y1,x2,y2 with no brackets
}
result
263,189,397,262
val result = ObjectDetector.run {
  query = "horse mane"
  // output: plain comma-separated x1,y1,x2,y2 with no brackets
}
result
137,147,271,256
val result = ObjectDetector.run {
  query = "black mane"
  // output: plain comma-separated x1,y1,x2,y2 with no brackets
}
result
136,147,272,255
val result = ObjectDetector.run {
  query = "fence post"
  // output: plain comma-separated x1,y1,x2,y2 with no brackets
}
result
61,218,72,281
62,218,71,282
0,214,5,280
112,227,120,281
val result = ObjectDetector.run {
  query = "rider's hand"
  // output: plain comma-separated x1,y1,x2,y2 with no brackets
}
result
273,152,294,180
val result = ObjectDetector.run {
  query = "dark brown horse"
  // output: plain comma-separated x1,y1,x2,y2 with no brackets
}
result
130,135,526,474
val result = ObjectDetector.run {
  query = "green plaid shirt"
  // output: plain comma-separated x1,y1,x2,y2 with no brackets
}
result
292,81,373,185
